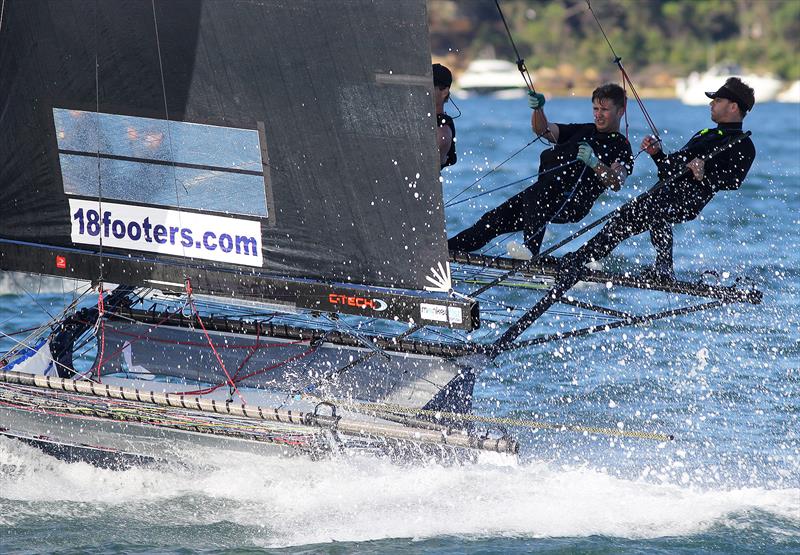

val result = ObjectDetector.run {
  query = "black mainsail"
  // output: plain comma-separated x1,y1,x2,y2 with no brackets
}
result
0,0,476,329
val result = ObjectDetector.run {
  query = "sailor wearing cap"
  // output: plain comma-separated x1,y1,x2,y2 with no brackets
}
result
565,77,756,281
433,63,457,169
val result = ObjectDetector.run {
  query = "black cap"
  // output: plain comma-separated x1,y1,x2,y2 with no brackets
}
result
705,77,755,113
432,63,452,88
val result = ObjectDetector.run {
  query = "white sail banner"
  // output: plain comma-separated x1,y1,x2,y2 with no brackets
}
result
68,199,263,267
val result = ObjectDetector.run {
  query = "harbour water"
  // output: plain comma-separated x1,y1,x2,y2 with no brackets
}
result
1,97,799,553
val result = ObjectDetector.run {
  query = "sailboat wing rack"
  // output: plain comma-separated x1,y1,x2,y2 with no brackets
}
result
450,251,762,305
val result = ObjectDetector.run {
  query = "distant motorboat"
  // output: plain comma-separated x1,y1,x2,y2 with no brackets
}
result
777,80,800,103
676,63,783,105
455,59,528,97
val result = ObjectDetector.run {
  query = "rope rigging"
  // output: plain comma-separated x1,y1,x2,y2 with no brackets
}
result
444,138,539,207
449,0,661,236
493,0,536,93
445,0,557,210
92,0,107,315
445,0,674,305
584,0,662,145
184,279,246,404
446,158,580,208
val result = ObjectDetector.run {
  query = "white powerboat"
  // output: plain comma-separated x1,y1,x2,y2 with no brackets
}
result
777,80,800,103
676,63,783,105
455,59,528,97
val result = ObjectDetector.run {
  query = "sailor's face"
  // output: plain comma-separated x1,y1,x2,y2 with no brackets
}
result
710,96,736,123
592,98,624,132
435,85,450,105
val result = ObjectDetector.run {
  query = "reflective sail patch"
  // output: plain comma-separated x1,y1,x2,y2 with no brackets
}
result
69,199,263,267
54,108,268,218
424,261,452,293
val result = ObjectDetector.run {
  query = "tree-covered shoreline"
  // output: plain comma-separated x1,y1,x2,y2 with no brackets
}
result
429,0,799,93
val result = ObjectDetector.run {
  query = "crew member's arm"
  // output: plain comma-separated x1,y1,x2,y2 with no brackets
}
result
642,135,686,180
437,124,453,167
598,160,627,191
577,143,627,191
695,138,756,187
528,92,559,143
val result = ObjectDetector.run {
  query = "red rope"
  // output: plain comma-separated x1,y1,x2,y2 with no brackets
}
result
93,303,189,369
176,344,318,396
585,0,661,144
618,64,661,143
89,307,303,384
621,70,630,140
235,345,317,383
185,279,246,404
231,322,261,382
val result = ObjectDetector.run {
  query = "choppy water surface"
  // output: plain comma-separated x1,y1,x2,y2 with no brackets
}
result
1,98,798,554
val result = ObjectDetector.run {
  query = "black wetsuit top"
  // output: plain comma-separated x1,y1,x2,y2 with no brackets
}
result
544,123,634,223
438,113,457,168
577,121,756,266
650,121,755,222
447,122,633,254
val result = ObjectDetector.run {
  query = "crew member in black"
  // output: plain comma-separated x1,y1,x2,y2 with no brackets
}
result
567,77,757,280
433,63,457,169
448,84,633,259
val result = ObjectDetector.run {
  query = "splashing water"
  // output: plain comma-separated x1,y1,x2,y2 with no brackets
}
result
1,98,799,553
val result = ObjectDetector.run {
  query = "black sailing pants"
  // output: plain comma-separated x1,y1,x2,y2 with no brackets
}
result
448,175,577,255
575,182,712,268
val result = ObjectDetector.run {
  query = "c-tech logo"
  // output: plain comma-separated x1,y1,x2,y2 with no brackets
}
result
328,293,388,312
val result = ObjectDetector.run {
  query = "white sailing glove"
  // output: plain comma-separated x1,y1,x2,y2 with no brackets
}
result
577,142,600,169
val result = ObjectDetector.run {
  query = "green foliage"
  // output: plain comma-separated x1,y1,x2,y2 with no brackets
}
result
429,0,800,80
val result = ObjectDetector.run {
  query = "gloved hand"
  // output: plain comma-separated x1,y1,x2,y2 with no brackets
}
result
527,91,546,110
577,142,600,169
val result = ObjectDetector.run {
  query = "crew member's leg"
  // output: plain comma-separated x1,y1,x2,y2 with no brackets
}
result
523,225,546,256
649,222,674,276
520,176,572,255
448,188,531,252
572,191,668,265
449,176,570,254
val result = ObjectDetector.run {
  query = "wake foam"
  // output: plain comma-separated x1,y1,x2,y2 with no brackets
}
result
1,437,797,547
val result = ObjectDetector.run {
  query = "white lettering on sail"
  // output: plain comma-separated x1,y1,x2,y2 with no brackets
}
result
69,199,263,267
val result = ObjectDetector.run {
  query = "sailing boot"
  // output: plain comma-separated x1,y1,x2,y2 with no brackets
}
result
638,250,676,283
637,263,676,283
